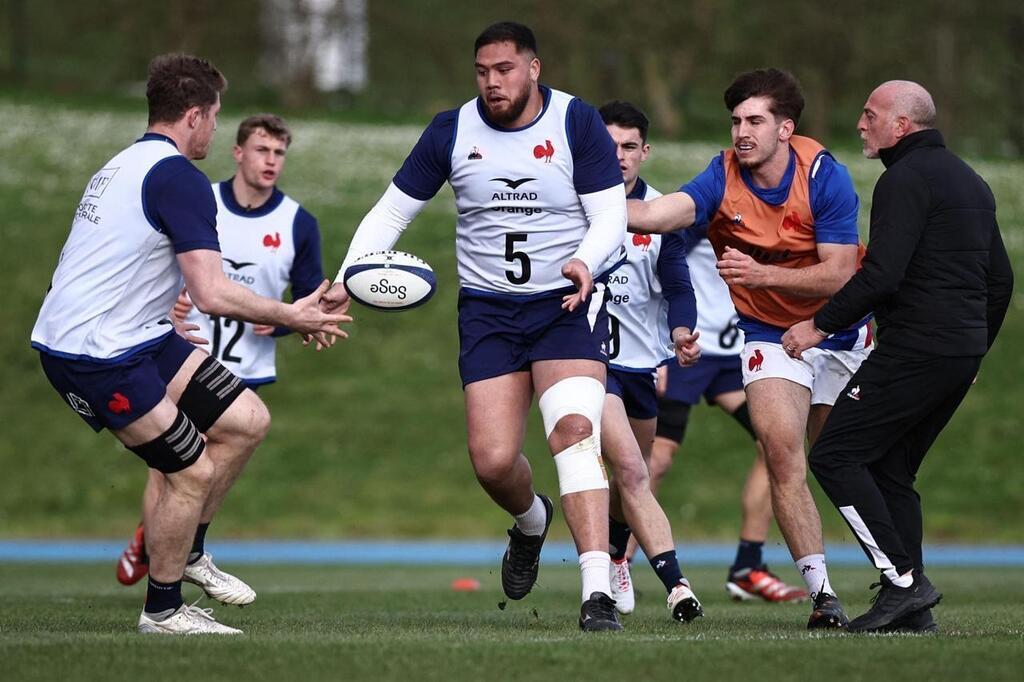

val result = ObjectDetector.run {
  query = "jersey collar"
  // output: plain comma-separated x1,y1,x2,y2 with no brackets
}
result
136,132,178,149
218,178,285,218
738,147,797,207
626,177,648,200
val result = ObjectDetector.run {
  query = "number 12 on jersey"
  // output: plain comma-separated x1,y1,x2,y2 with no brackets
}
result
209,316,244,363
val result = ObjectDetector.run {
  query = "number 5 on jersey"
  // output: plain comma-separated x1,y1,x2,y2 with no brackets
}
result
504,233,531,285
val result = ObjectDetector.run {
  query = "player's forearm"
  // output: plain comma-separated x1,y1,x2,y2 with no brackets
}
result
762,261,855,298
192,277,295,328
574,185,627,274
627,192,696,235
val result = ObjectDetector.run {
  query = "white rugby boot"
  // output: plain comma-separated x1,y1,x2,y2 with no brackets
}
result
609,559,635,614
667,580,705,622
138,602,243,635
183,553,256,606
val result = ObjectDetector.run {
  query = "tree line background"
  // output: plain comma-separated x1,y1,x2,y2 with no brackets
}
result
1,0,1021,156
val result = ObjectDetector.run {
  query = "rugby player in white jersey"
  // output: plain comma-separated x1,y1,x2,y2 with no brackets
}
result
596,101,703,621
115,114,326,596
320,22,628,631
31,55,348,635
648,224,808,603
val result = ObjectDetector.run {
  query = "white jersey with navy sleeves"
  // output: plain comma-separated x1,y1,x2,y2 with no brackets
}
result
32,135,219,361
371,86,624,297
607,180,697,371
681,224,744,356
184,181,322,384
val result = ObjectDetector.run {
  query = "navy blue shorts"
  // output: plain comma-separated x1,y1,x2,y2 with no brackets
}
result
457,287,610,386
663,353,744,405
607,367,658,419
39,332,197,432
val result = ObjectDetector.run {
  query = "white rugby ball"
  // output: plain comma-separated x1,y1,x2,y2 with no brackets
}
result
343,250,436,311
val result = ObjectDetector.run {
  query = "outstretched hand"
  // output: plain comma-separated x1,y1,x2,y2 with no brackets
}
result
560,258,593,312
291,280,353,350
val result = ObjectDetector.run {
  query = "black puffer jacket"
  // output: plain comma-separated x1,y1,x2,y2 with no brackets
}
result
814,129,1013,356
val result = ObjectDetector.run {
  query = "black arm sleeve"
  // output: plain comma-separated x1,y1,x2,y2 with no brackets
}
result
814,166,930,333
985,223,1014,349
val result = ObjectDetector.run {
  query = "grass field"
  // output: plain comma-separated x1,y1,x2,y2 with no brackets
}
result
0,98,1021,542
1,563,1021,681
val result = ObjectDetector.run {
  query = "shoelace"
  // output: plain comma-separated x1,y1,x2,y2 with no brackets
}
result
867,581,885,605
185,596,218,622
506,531,539,571
613,564,631,591
591,596,617,620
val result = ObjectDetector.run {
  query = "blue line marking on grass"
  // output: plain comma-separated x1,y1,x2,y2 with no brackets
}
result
2,540,1024,566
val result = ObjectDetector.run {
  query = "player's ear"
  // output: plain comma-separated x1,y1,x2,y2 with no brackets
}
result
232,145,243,163
778,117,795,142
529,56,540,83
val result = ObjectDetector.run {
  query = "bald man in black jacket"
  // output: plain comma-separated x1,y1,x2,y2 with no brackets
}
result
782,80,1013,633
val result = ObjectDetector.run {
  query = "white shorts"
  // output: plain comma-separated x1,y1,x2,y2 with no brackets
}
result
740,341,871,406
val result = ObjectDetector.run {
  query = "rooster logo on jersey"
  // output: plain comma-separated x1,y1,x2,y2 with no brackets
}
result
533,139,555,163
632,234,652,252
263,232,282,251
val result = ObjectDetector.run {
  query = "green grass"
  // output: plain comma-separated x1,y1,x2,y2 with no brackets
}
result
0,563,1021,681
0,98,1022,541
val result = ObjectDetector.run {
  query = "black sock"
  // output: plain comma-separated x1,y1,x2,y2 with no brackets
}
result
144,577,184,616
649,550,685,593
730,538,764,574
608,517,632,561
187,522,210,564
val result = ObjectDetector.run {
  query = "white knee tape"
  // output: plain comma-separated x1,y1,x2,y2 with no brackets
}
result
537,376,605,439
553,435,609,495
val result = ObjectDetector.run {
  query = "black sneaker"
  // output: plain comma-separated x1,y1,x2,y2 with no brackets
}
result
579,592,623,632
848,571,942,633
882,607,939,634
500,494,554,600
807,591,850,630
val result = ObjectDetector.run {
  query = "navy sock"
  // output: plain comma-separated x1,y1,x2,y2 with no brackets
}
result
649,550,685,593
608,517,632,561
188,523,210,564
144,577,184,616
730,539,764,574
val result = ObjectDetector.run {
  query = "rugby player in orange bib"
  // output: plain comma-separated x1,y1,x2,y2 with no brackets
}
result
627,69,869,629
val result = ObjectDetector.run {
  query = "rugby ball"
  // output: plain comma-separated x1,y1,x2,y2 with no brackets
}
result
343,250,436,311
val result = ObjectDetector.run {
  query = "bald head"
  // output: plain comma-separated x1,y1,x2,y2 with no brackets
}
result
875,80,936,128
858,80,936,158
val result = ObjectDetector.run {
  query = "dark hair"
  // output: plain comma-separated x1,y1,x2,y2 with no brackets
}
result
146,53,227,126
599,100,650,143
474,22,537,56
723,68,804,126
237,114,292,147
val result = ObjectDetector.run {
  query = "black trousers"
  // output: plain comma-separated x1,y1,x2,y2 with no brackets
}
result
809,347,981,575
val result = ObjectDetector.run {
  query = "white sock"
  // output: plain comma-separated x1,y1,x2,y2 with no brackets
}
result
513,495,547,536
795,553,835,598
885,568,914,588
579,550,612,601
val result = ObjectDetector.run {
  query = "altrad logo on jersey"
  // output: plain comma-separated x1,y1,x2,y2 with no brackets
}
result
490,178,542,217
223,258,257,271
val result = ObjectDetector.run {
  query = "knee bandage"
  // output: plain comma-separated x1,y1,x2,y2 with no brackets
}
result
539,377,608,495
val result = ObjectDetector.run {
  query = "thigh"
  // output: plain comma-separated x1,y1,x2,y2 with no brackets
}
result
617,370,658,420
627,415,657,461
464,371,533,458
532,358,606,396
601,394,644,473
743,377,810,453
